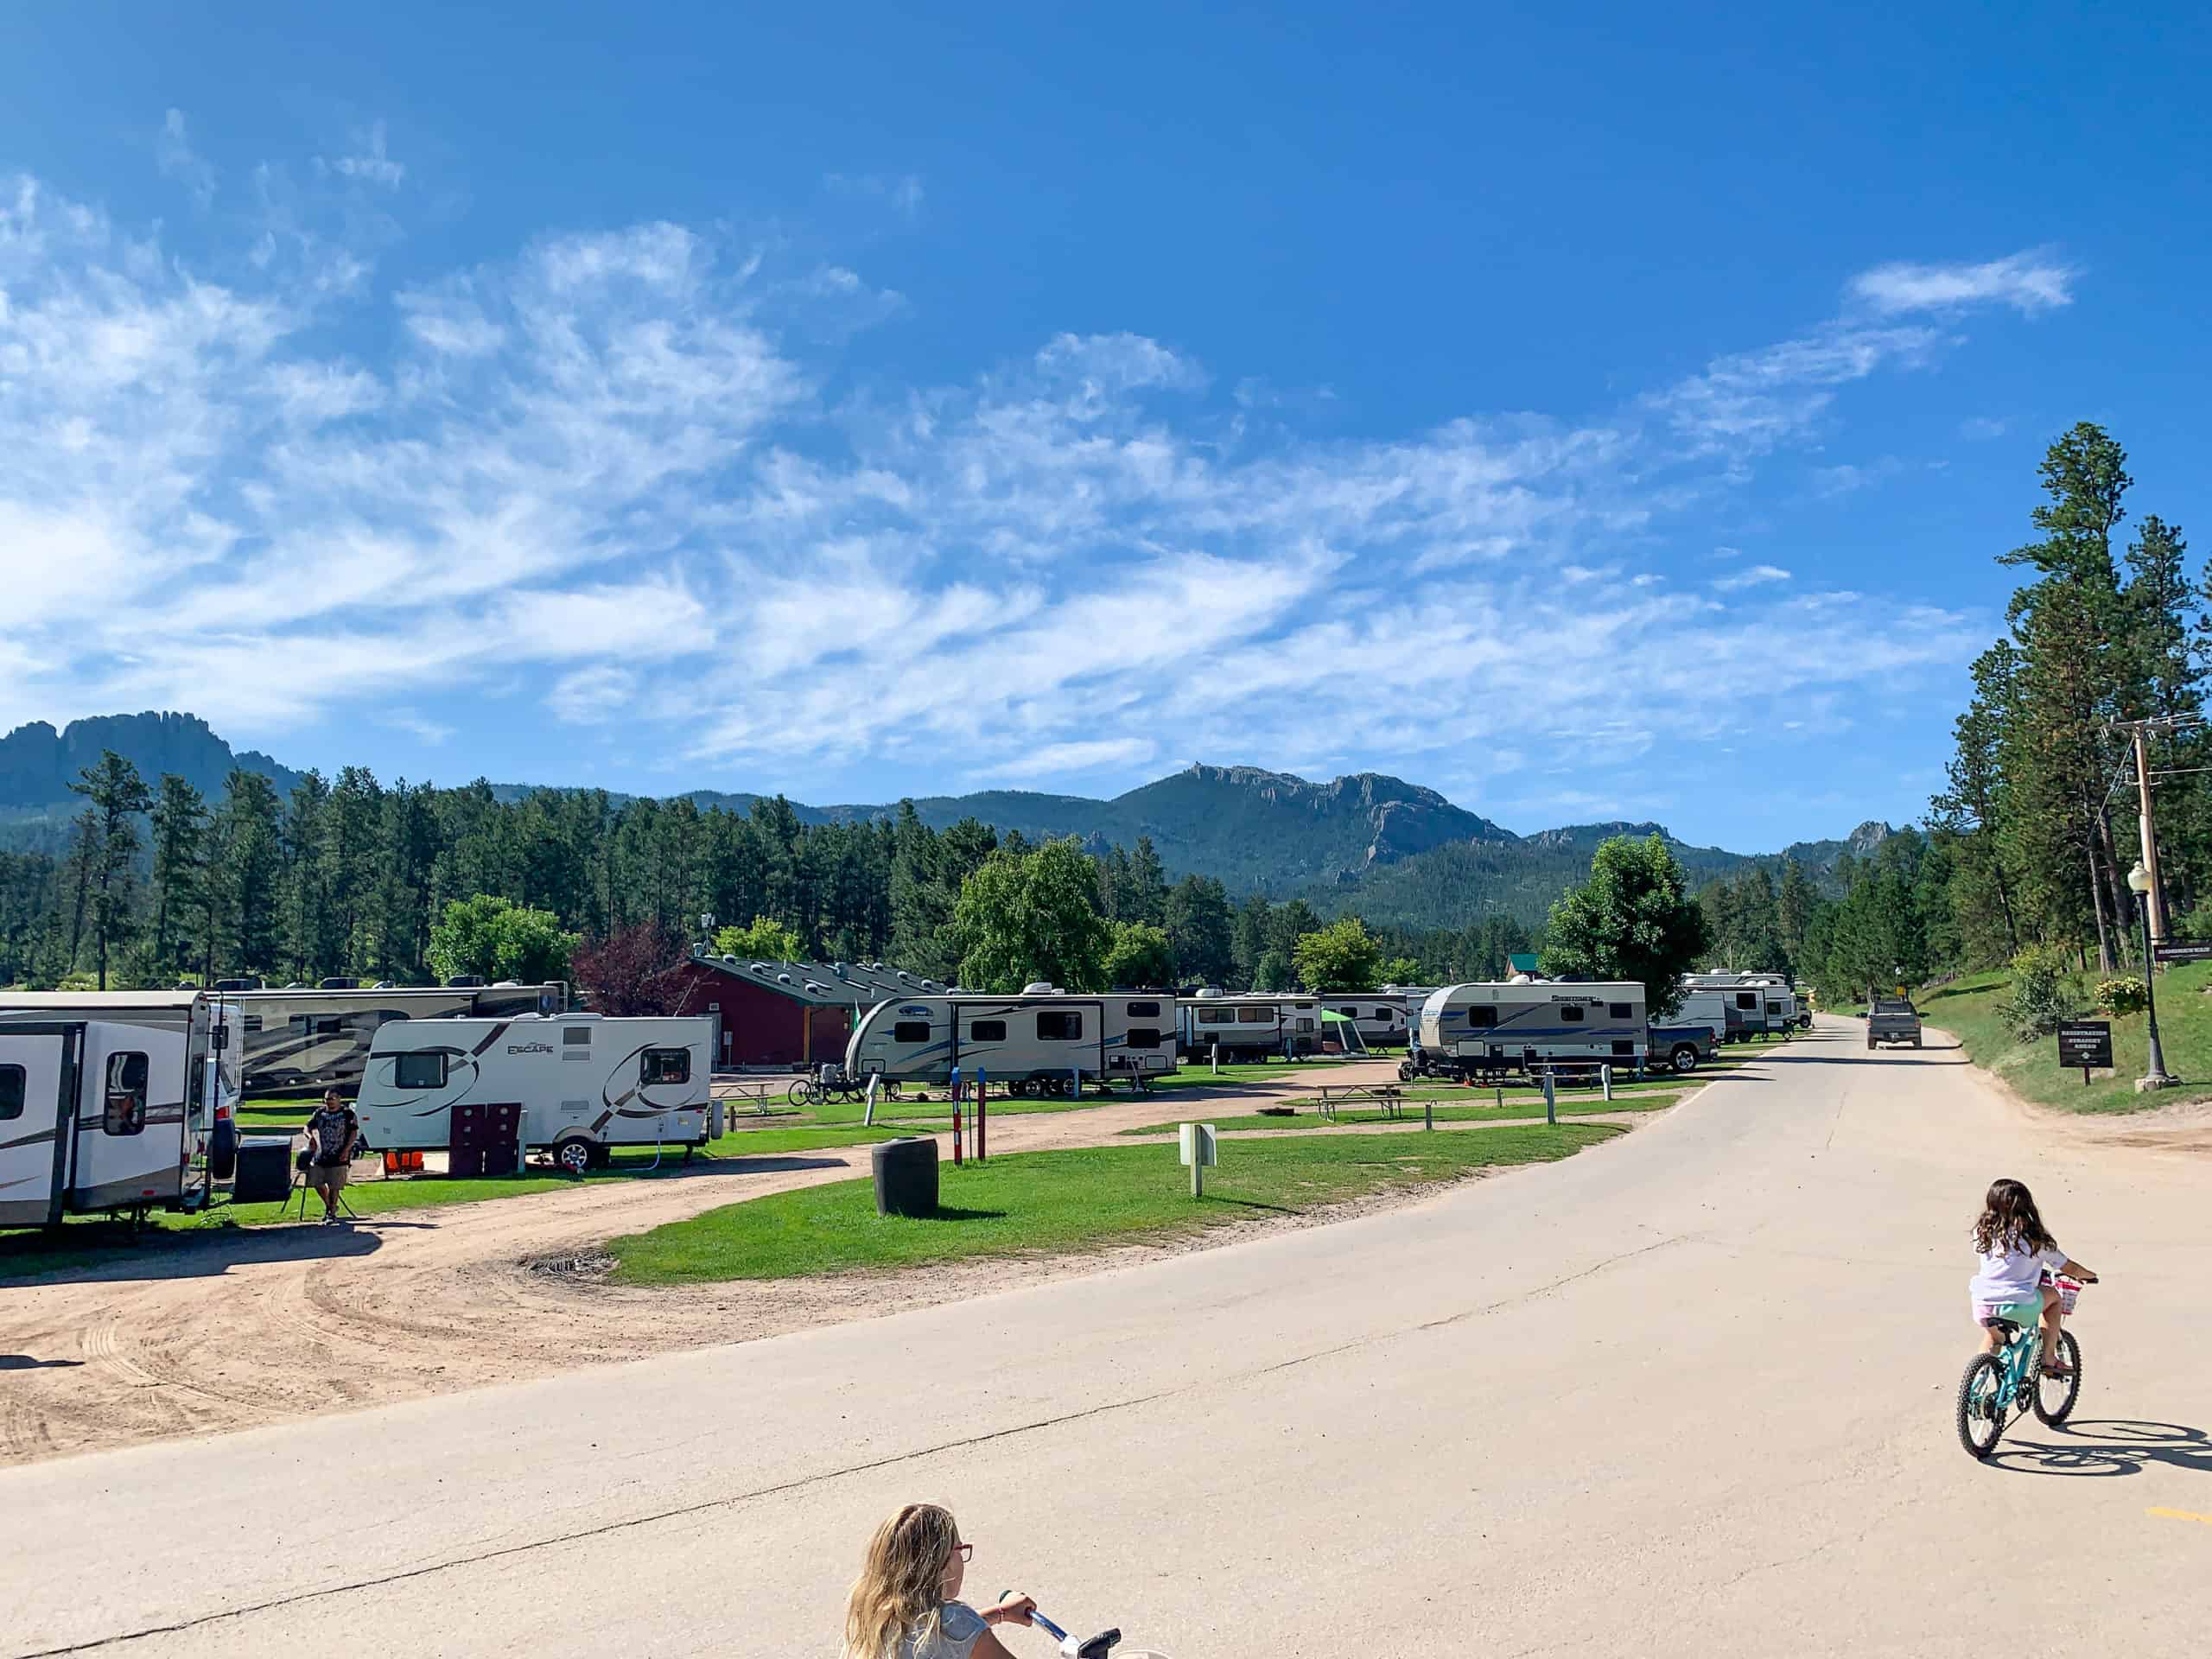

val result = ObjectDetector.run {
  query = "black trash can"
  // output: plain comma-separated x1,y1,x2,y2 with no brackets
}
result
232,1136,296,1205
871,1136,939,1218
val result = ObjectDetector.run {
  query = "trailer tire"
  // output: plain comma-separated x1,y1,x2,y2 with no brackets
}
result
552,1135,596,1179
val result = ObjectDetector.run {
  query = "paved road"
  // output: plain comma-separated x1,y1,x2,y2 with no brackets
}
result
5,1021,2209,1656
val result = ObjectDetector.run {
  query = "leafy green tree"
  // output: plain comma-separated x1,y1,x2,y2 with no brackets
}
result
952,838,1112,992
211,769,285,979
1293,915,1382,991
1541,834,1711,1017
1102,920,1176,988
428,894,579,984
1231,893,1274,986
67,750,152,989
1250,947,1295,992
1377,954,1424,986
714,916,806,961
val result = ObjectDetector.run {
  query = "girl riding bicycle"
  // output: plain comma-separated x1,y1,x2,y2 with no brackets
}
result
1970,1179,2097,1375
842,1503,1037,1659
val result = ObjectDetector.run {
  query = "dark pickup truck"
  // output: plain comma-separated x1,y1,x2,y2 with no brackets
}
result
1866,996,1922,1050
1650,1020,1719,1074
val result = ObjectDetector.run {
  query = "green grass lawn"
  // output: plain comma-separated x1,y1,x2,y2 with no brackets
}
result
605,1122,1623,1285
1919,960,2212,1115
1115,1091,1679,1135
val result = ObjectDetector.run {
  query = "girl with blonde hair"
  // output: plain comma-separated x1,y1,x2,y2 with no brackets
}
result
842,1503,1036,1659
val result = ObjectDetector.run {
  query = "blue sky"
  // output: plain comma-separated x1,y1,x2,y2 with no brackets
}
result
3,3,2207,850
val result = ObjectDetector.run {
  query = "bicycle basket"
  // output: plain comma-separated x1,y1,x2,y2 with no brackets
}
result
2054,1276,2083,1315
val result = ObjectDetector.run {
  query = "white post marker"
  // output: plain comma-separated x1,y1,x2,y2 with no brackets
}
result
1602,1064,1612,1102
1179,1122,1218,1198
863,1072,879,1127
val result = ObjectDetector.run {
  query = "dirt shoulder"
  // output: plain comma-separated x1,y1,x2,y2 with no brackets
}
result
1921,1021,2212,1158
0,1057,1664,1466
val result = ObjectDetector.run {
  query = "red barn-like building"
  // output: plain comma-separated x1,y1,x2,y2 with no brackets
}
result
666,951,953,1071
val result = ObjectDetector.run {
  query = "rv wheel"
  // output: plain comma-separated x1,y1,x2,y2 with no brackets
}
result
552,1136,596,1178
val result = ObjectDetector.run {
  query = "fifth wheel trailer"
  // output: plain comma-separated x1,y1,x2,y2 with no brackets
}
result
228,981,569,1097
353,1013,714,1177
1175,992,1325,1059
0,991,240,1228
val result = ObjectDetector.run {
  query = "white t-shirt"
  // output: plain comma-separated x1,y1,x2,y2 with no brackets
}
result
1971,1235,2067,1306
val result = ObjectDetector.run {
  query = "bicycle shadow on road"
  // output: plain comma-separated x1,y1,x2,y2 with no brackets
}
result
1990,1418,2212,1478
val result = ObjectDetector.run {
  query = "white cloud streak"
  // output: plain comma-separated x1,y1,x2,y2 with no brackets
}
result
156,110,218,208
1851,250,2075,316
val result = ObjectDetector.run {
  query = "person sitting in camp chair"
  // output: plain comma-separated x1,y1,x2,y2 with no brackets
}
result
301,1090,359,1225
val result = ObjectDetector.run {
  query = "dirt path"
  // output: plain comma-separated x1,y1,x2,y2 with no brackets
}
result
2,1057,1663,1465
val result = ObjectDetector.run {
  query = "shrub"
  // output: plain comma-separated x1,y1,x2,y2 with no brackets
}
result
2094,976,2151,1017
1996,944,2074,1041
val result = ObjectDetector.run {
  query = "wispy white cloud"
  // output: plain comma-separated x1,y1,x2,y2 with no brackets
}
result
327,120,404,188
1851,250,2075,317
155,110,217,208
1,153,2012,799
1961,415,2009,441
823,171,925,221
1713,563,1792,591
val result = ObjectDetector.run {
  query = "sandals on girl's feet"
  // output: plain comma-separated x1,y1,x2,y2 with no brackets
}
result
2042,1362,2074,1378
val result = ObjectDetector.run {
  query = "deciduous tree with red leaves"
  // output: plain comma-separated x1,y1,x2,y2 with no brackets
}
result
571,918,696,1016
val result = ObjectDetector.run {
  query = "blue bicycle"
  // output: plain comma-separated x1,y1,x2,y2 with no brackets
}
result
1956,1275,2088,1459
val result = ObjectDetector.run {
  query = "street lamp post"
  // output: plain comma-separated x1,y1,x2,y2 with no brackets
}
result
2127,861,2176,1091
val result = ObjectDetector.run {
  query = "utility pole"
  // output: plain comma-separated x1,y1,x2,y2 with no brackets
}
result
2128,724,2169,944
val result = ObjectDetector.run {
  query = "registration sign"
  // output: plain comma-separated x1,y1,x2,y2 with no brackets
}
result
2153,939,2212,964
2056,1020,2113,1074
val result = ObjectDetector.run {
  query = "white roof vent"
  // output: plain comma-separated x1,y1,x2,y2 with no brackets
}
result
804,981,830,994
778,973,793,985
1020,981,1057,995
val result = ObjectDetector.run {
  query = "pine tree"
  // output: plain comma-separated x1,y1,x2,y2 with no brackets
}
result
147,775,207,982
67,751,154,989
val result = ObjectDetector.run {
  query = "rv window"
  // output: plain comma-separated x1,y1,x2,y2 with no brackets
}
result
1124,1027,1162,1049
392,1052,448,1090
563,1027,593,1046
1736,992,1758,1009
1609,1002,1632,1020
893,1021,931,1043
969,1020,1008,1042
245,1015,264,1033
1296,1018,1316,1033
1236,1007,1273,1024
1335,1007,1357,1018
1765,1000,1783,1014
1196,1008,1235,1026
0,1064,22,1122
293,1014,346,1038
1125,1001,1161,1018
1560,1006,1585,1023
1036,1011,1084,1041
1468,1007,1497,1028
103,1052,149,1136
641,1048,691,1085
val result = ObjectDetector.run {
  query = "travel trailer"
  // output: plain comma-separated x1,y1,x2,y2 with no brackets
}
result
229,981,569,1096
1684,973,1801,1039
1412,981,1648,1080
1319,994,1415,1048
353,1013,714,1176
1672,989,1732,1045
1175,991,1325,1059
848,988,1179,1088
0,991,240,1227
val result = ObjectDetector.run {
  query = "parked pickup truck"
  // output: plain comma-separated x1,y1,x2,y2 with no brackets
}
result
1649,1020,1719,1075
1866,996,1922,1050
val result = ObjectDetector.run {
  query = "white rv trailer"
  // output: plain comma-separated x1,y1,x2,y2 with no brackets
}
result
848,989,1178,1089
1684,972,1799,1038
0,991,240,1227
228,981,569,1097
1319,993,1414,1048
1671,989,1732,1046
1414,981,1647,1078
353,1013,714,1176
1175,991,1325,1059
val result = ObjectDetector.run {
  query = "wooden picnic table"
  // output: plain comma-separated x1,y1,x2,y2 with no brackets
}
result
1316,1084,1407,1122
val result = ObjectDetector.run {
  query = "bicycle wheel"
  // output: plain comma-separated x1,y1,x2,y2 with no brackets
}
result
2033,1331,2082,1425
786,1079,815,1108
1956,1353,2007,1459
